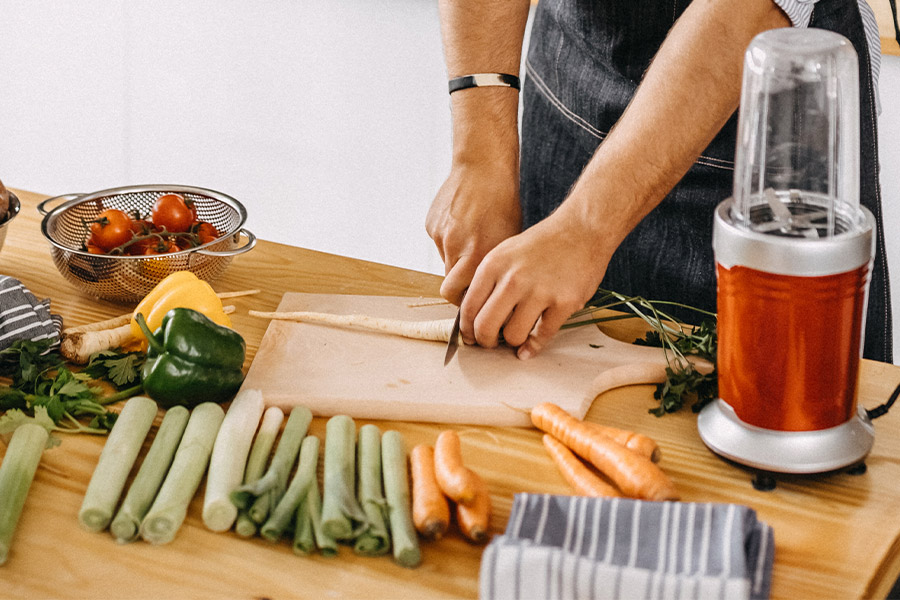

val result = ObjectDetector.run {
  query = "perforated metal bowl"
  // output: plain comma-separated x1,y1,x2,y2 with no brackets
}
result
0,191,21,254
39,184,256,304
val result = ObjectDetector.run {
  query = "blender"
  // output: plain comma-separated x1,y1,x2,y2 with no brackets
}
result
697,28,875,474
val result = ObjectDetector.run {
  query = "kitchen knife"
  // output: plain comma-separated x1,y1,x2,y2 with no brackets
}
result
443,291,465,366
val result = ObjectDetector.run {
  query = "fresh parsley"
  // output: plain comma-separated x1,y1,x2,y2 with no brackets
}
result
83,350,145,387
566,289,719,416
0,340,144,437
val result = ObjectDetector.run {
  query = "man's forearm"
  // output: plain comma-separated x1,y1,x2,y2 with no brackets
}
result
562,0,790,247
438,0,531,166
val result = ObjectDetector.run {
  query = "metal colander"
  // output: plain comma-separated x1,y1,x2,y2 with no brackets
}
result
39,184,256,304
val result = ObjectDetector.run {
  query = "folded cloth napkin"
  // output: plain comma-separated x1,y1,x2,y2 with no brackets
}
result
480,494,774,600
0,275,63,350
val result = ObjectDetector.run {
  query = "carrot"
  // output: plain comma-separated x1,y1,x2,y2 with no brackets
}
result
249,310,455,342
542,434,620,497
409,444,450,540
433,430,480,505
583,422,661,463
455,473,491,544
530,402,679,501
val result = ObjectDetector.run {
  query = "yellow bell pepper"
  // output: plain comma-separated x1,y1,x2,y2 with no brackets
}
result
130,271,232,343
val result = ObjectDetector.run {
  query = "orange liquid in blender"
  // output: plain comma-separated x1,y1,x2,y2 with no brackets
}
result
716,263,869,431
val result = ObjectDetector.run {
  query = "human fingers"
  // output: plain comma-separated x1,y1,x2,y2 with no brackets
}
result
515,303,574,360
462,273,521,349
440,253,479,306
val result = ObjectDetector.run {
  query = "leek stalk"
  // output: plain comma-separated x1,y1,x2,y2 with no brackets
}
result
109,406,189,543
321,415,368,540
203,389,265,532
261,435,319,542
234,406,283,538
231,406,311,524
78,396,158,532
140,402,224,545
0,423,50,565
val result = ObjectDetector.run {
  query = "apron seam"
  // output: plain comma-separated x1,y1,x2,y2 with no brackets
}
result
525,58,735,172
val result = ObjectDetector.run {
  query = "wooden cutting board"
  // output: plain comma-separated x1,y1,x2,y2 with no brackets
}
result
240,293,674,426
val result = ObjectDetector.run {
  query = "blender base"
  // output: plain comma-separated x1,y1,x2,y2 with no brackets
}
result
697,399,875,474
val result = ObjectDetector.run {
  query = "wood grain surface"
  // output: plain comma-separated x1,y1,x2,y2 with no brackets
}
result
242,293,680,426
2,189,900,599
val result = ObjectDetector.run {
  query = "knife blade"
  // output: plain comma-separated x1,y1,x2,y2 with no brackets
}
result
443,291,465,366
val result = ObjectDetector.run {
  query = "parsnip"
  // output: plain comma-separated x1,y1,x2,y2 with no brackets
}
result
60,305,236,364
249,310,455,342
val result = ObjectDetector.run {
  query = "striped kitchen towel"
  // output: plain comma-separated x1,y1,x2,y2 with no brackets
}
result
480,494,774,600
0,275,63,350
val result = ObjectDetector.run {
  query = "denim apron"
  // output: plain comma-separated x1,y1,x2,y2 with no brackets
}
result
520,0,893,363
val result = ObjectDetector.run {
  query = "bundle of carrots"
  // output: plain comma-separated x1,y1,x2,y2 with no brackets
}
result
410,430,492,545
531,402,679,501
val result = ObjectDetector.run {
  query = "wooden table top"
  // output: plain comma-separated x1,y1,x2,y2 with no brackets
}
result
3,188,900,599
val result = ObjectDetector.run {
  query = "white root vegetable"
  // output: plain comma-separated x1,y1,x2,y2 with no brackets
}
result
60,305,236,364
64,312,133,334
60,323,134,365
249,310,455,342
202,389,266,532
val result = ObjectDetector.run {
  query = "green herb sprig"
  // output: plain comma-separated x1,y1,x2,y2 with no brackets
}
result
0,340,144,439
563,289,718,416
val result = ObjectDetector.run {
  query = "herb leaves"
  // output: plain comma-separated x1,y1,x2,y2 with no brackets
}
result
0,340,145,439
567,290,718,416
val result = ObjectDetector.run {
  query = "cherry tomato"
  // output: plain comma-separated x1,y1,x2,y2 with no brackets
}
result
195,221,219,245
89,208,134,251
142,238,180,255
130,218,156,236
151,193,194,233
85,241,106,255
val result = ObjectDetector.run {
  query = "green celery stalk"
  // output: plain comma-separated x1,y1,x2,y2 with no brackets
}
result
234,406,283,538
321,415,368,541
203,389,265,532
78,396,158,532
353,424,390,556
261,435,319,542
381,430,421,568
109,406,189,543
0,423,50,566
230,406,311,523
139,402,225,545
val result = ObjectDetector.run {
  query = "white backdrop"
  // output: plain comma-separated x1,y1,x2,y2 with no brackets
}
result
0,1,897,360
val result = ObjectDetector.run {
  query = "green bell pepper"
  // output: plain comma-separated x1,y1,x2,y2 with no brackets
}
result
135,307,246,408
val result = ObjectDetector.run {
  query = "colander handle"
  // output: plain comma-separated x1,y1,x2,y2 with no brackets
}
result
36,193,83,216
193,228,257,257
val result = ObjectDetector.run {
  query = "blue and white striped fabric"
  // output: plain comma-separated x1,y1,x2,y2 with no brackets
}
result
480,494,774,600
0,275,63,350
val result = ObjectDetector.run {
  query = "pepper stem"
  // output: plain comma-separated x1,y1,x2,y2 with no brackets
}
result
135,313,166,355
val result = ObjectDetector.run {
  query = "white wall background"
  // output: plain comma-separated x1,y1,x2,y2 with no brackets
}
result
0,1,897,361
0,0,452,275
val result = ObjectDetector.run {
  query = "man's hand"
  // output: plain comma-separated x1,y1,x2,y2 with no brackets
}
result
459,195,613,360
426,159,521,305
